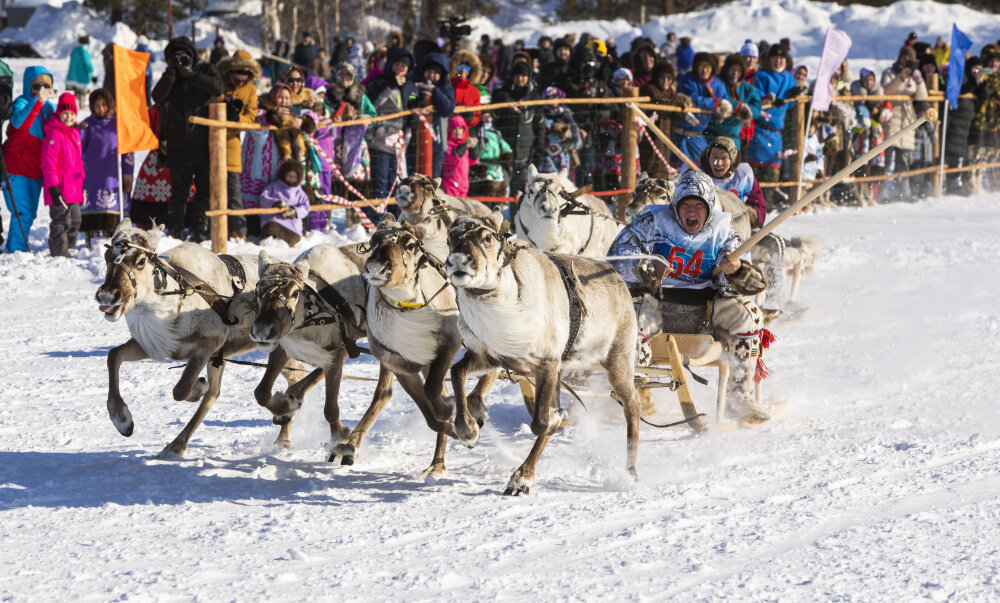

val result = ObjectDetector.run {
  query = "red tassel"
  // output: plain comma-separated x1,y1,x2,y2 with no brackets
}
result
755,358,771,383
760,328,775,350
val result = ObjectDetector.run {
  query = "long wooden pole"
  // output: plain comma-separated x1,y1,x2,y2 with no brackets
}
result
938,104,949,197
208,103,228,254
618,87,640,221
716,108,938,270
627,102,699,172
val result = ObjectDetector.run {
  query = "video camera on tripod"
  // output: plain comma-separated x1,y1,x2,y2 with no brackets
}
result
438,15,472,52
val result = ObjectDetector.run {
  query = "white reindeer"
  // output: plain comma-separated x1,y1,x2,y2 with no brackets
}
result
95,219,273,458
396,173,492,240
445,211,642,495
514,165,621,255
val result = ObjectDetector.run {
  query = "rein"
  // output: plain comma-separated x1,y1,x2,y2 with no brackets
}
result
363,225,453,311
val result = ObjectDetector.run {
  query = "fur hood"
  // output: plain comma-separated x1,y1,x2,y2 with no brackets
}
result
88,88,115,116
692,52,720,78
671,170,716,233
277,159,304,184
450,49,482,82
218,49,262,81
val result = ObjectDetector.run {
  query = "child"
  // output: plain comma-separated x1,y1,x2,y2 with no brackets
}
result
80,88,134,245
538,87,582,176
41,93,85,257
259,160,310,246
441,114,477,197
469,111,511,197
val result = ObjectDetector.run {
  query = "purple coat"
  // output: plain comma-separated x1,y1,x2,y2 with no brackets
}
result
259,180,310,235
80,115,134,213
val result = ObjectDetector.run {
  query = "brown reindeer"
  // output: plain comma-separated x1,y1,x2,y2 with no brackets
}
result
357,214,497,478
444,211,642,495
250,244,382,449
94,219,279,458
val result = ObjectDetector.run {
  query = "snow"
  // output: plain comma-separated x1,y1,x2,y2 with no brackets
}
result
4,190,1000,598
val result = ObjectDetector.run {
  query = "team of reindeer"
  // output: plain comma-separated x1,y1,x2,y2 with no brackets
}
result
95,166,816,495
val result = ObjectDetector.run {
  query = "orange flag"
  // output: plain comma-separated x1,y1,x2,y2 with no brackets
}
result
113,44,158,154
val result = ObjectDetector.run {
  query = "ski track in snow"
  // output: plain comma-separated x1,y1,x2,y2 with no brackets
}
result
3,195,1000,599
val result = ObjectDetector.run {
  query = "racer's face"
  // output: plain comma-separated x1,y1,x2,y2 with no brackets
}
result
677,197,708,234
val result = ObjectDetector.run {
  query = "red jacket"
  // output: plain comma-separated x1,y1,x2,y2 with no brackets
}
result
451,77,481,128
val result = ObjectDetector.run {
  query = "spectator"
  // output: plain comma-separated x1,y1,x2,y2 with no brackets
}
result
493,61,544,197
2,65,56,252
79,88,134,245
564,48,611,187
469,111,511,197
282,66,313,107
745,44,800,210
348,41,367,82
879,46,928,201
660,32,678,68
707,54,761,151
639,61,677,178
671,52,730,170
152,36,224,241
441,115,477,197
101,43,116,96
450,50,482,127
293,32,319,72
538,86,582,177
967,48,1000,195
740,39,759,83
932,36,950,69
259,160,310,247
412,51,455,179
311,47,333,81
943,57,979,195
477,54,498,98
209,37,229,65
66,36,95,109
135,36,154,105
217,50,260,239
538,36,555,66
676,37,694,76
268,40,292,82
631,42,659,89
539,38,572,90
42,93,84,257
326,62,369,117
365,46,419,205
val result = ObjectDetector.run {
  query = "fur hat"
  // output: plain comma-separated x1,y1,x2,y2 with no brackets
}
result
672,170,716,233
739,39,758,59
721,54,747,80
218,49,262,81
650,61,676,83
56,92,78,116
450,49,482,82
479,53,496,79
164,36,196,62
702,135,740,176
278,160,304,184
692,52,719,77
88,88,115,115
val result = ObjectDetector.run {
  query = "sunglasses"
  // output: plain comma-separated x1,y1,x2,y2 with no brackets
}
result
457,65,471,73
287,77,304,83
31,84,52,91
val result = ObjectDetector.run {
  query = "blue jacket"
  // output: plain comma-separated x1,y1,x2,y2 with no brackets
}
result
745,69,798,166
676,44,694,71
706,80,761,150
66,45,95,87
676,73,730,134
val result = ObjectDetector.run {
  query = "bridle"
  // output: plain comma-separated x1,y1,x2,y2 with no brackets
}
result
447,219,520,297
518,181,611,253
362,224,452,310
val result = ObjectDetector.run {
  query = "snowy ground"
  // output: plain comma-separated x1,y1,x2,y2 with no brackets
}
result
3,193,1000,599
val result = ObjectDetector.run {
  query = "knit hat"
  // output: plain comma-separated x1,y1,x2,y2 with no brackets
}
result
511,62,532,77
612,67,633,84
588,39,607,56
739,39,759,59
542,86,566,100
767,45,789,60
56,92,78,116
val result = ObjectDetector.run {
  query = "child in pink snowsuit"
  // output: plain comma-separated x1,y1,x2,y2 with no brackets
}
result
442,114,478,197
42,93,85,257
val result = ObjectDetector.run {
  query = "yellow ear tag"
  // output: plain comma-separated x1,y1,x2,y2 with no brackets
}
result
396,300,425,309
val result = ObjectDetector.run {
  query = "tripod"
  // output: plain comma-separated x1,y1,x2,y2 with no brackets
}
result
0,120,29,251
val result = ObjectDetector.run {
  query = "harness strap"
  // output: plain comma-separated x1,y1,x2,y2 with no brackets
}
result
551,258,586,361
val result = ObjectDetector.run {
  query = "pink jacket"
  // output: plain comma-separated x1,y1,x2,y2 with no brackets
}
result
41,115,85,206
442,114,477,197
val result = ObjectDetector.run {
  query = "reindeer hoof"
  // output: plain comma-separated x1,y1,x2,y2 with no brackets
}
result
331,442,357,465
107,400,134,437
504,473,534,495
182,377,209,402
503,485,530,496
421,464,449,482
455,422,480,449
156,445,186,460
468,393,489,428
272,415,291,426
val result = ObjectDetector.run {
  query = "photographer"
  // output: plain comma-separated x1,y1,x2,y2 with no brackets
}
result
2,65,56,252
414,51,455,179
879,46,928,201
152,36,224,241
217,50,259,239
365,47,420,207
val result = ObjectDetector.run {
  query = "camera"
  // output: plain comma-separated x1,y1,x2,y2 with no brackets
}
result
438,15,472,50
225,97,244,121
175,53,192,68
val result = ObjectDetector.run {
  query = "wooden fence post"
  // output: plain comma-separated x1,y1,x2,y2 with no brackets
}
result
932,101,943,197
618,86,639,221
417,110,434,176
791,96,807,205
209,103,228,254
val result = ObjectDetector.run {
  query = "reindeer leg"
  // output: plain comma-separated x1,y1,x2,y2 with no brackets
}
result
395,371,459,440
420,432,449,481
322,347,352,441
504,434,552,496
106,338,147,437
467,369,499,428
331,365,394,465
450,351,498,448
254,347,288,407
529,360,562,437
422,342,461,422
603,359,641,484
269,368,324,426
158,354,224,459
171,347,214,403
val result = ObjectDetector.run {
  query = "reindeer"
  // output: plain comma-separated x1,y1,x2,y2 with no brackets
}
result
396,173,492,240
95,219,273,458
357,215,497,478
445,211,642,495
249,244,384,449
514,165,621,255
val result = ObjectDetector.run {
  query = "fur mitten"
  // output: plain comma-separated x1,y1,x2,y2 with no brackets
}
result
673,93,692,108
714,99,733,121
728,260,768,295
735,102,753,125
